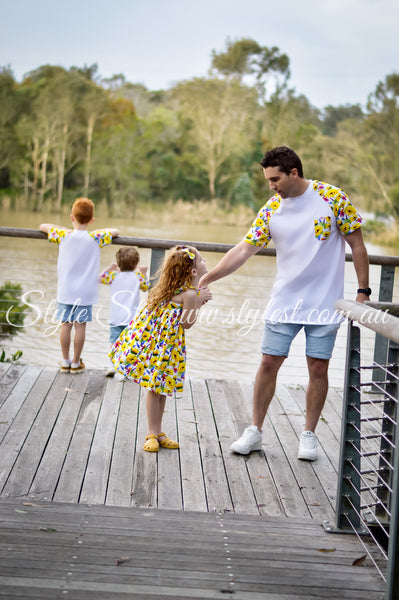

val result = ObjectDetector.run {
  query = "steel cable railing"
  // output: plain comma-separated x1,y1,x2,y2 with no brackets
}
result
327,299,399,599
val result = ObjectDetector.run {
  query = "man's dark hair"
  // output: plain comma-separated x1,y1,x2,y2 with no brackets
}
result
260,146,304,178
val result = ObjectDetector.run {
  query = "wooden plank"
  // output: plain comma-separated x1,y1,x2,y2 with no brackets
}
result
0,365,42,442
274,383,338,513
157,394,183,510
237,380,310,519
27,371,91,501
0,362,11,378
0,363,26,408
190,377,233,512
52,370,106,503
175,380,208,512
1,368,65,498
79,376,123,504
106,380,140,506
266,393,335,521
222,379,284,517
0,367,58,494
206,378,260,515
130,385,157,508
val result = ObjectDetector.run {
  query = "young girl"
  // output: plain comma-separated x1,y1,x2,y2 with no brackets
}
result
110,245,212,452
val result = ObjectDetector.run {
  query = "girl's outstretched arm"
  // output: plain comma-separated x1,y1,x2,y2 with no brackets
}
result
180,287,212,330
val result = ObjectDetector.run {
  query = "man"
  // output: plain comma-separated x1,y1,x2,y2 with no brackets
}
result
199,146,370,461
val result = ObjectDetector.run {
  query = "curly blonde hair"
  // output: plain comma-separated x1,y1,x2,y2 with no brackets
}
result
147,245,197,310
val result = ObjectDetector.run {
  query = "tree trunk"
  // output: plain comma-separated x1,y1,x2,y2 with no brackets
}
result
37,134,49,211
84,114,96,197
56,123,68,210
31,137,39,208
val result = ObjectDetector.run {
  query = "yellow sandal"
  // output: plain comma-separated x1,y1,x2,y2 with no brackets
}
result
143,434,160,452
157,432,179,449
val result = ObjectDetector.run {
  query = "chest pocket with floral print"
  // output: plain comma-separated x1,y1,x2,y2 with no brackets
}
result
314,216,331,241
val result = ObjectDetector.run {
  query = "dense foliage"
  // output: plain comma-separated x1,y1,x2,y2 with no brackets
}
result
0,38,398,218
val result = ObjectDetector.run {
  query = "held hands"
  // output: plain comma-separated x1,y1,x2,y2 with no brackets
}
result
198,286,212,306
139,266,149,275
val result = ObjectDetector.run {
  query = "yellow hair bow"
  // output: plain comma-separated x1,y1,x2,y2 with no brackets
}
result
176,245,195,260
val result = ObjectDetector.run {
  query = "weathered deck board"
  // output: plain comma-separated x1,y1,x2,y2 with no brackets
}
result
0,499,385,599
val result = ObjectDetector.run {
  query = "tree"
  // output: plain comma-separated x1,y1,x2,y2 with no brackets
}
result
174,77,259,198
321,104,364,137
0,67,20,182
211,37,290,103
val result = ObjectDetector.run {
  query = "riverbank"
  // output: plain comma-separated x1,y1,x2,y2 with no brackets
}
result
0,193,256,227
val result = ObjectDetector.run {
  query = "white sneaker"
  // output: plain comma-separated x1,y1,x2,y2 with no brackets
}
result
230,426,263,454
298,431,318,461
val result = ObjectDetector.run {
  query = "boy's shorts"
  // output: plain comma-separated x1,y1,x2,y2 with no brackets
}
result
261,321,340,360
56,303,92,323
109,325,126,345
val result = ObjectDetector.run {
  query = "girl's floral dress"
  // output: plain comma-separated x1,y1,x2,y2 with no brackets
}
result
109,288,188,395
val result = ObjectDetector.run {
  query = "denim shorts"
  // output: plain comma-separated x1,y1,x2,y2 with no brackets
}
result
56,303,92,323
109,325,126,345
261,321,340,360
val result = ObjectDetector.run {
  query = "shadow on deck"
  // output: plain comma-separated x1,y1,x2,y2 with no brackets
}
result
0,363,385,599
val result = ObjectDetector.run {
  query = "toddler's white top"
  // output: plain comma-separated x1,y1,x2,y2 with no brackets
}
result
100,270,150,326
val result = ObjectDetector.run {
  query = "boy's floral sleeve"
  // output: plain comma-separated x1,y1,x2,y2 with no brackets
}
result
90,230,114,247
100,271,117,285
137,271,150,291
48,227,69,244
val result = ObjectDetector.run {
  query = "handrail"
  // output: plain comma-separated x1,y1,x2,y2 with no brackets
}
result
0,227,274,257
1,227,399,265
335,299,399,344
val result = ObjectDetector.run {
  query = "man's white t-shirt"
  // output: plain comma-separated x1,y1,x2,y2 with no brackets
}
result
47,228,113,305
245,180,364,324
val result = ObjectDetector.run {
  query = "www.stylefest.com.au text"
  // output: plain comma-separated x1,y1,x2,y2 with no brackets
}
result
5,290,391,338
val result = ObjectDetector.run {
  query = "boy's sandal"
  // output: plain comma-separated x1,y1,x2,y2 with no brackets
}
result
157,432,179,449
143,434,160,452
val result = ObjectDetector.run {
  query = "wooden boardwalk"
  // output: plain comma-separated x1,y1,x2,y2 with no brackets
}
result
0,362,386,598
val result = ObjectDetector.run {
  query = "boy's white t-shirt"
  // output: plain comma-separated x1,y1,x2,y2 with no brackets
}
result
245,180,364,324
47,228,113,305
100,270,150,326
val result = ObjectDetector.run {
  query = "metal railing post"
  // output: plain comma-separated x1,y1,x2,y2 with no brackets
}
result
331,320,364,532
149,248,165,287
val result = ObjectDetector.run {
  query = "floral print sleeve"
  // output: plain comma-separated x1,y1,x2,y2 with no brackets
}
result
100,270,117,285
47,227,70,244
313,181,364,235
89,230,114,248
136,271,150,291
244,196,281,247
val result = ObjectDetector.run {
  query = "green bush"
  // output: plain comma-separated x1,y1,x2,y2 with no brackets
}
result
0,349,23,362
0,281,29,335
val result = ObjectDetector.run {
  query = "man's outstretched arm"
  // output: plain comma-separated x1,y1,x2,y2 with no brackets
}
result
199,240,260,288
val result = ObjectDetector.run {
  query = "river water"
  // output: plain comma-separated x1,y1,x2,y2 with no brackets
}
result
0,206,398,386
